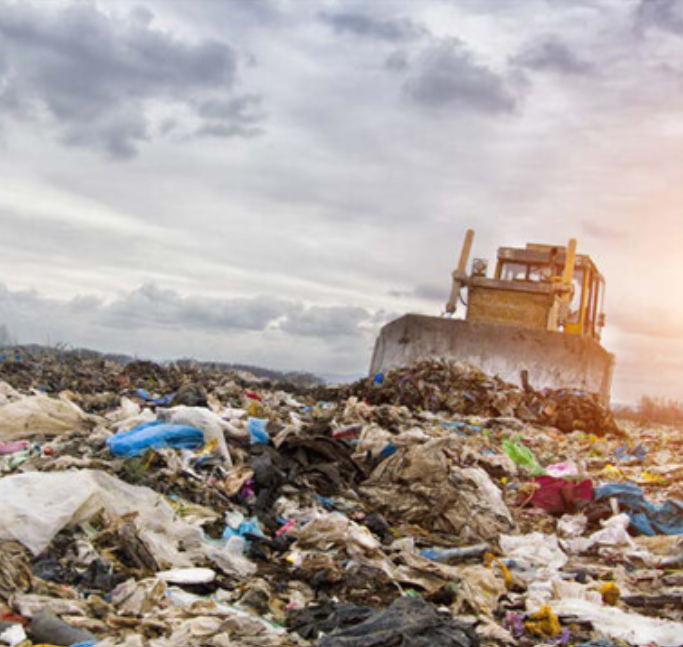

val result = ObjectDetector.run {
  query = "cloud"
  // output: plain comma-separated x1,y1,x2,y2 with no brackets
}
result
580,220,627,242
280,305,371,337
193,95,264,139
403,38,518,113
0,1,262,158
320,10,427,43
389,283,444,302
611,305,683,340
0,282,384,343
98,284,294,331
636,0,683,35
512,36,594,75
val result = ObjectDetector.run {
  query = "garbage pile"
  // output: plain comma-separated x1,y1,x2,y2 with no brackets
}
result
0,357,681,646
321,360,620,435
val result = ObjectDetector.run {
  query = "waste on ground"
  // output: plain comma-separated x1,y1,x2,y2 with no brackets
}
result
0,353,681,646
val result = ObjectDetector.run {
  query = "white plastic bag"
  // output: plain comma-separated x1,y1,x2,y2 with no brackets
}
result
500,532,568,572
554,597,683,646
0,470,198,566
158,405,247,465
0,394,94,440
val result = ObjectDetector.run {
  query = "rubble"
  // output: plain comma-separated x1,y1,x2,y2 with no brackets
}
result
0,354,680,646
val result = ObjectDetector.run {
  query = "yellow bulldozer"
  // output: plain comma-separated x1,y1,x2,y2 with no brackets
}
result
370,230,615,401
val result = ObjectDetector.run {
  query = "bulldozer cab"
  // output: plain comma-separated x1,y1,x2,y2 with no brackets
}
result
492,244,606,340
447,232,606,342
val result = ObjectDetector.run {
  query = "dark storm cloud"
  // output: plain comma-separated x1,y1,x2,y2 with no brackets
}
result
636,0,683,35
403,39,518,113
320,10,428,42
512,37,594,75
0,1,262,158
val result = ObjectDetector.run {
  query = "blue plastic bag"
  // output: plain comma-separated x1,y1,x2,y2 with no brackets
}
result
107,421,205,457
247,417,269,445
596,482,683,536
222,516,264,551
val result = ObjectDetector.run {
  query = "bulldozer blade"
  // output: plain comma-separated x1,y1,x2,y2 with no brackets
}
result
369,314,615,403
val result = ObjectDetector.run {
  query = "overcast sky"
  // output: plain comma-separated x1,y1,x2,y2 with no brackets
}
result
0,0,681,402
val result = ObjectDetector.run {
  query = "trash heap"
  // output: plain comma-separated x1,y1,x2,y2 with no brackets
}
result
0,357,682,647
322,360,620,435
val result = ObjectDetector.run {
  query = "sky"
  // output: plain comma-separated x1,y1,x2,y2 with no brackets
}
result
0,0,681,402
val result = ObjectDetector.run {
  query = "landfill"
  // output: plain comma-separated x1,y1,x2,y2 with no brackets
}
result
0,354,682,647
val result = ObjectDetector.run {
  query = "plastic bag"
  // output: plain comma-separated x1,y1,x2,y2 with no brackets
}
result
30,609,97,646
545,460,579,478
596,482,683,536
0,394,94,441
158,405,247,465
247,417,269,444
0,470,202,563
107,421,205,457
222,515,264,549
529,475,594,514
553,597,683,646
502,438,545,476
318,596,477,647
500,532,568,573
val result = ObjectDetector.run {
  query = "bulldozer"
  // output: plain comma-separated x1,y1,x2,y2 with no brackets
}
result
370,230,615,401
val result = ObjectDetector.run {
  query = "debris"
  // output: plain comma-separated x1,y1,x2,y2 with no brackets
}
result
0,353,676,646
361,437,515,540
554,597,683,646
30,608,97,646
317,596,478,647
596,482,683,535
527,475,594,515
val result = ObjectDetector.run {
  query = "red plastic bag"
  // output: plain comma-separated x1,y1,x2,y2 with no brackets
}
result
529,475,594,515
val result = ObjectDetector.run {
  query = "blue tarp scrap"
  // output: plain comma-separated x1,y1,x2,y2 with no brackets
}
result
135,388,175,407
595,482,683,536
106,420,205,457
